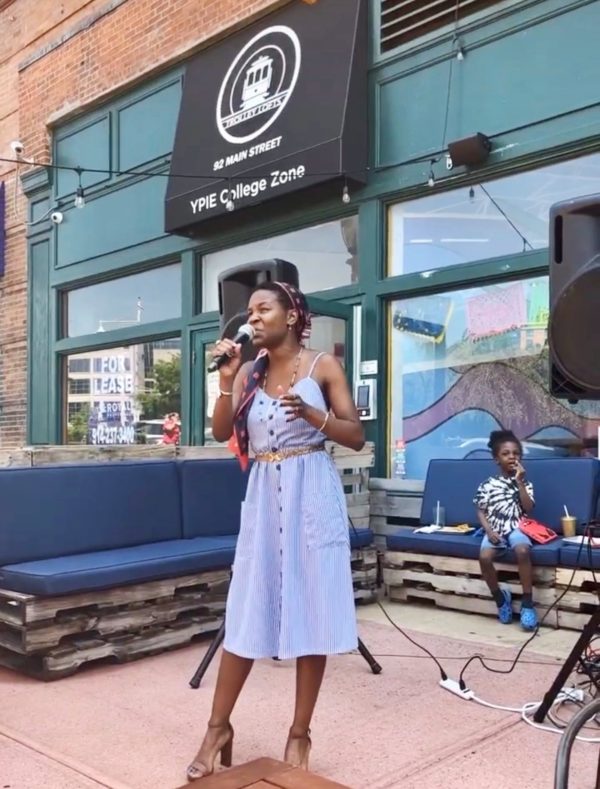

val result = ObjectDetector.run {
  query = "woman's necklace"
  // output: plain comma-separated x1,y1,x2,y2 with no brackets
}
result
263,346,304,396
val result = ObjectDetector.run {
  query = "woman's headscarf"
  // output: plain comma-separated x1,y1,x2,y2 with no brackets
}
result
228,282,311,471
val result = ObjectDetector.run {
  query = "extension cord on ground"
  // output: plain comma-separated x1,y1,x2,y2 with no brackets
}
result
439,677,474,700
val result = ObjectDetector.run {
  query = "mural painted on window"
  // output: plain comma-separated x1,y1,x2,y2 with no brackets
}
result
65,339,181,446
388,277,600,479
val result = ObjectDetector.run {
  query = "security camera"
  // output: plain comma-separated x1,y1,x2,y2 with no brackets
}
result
10,141,24,156
50,211,64,225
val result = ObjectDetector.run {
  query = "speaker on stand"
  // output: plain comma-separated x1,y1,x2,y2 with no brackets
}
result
549,194,600,402
217,259,299,364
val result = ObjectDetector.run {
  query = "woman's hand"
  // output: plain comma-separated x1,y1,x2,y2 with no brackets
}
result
277,387,310,422
486,529,502,545
211,338,242,381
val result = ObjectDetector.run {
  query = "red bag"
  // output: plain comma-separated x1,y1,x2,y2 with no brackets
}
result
519,517,559,544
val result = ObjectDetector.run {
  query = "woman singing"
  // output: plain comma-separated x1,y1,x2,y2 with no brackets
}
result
186,282,365,781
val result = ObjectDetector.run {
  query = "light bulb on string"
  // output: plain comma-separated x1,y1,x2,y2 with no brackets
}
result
225,181,235,212
469,186,475,202
456,46,465,61
342,183,350,204
74,168,85,209
426,159,437,188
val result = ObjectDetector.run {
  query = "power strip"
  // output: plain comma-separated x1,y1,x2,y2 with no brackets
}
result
440,677,474,700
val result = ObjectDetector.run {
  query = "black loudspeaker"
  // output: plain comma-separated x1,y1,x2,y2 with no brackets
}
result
217,259,299,365
549,194,600,400
447,133,492,167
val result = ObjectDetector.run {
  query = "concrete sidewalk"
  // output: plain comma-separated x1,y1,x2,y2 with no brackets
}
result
0,603,597,788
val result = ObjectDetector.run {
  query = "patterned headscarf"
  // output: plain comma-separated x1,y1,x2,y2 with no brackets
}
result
228,282,311,471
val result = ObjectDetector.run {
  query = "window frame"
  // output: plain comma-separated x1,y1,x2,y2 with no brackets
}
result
377,145,600,476
60,334,183,445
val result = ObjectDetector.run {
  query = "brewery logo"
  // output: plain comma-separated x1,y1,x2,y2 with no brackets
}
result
216,25,301,145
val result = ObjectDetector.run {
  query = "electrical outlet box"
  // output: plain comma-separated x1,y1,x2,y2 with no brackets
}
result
440,677,474,700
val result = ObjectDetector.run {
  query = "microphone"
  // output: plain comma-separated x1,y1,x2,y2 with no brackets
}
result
207,324,255,373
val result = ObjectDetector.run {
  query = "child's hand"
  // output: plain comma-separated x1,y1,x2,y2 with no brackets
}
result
487,530,502,545
515,461,526,482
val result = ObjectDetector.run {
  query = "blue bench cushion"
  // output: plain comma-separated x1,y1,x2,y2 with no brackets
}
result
350,528,374,550
559,542,600,570
0,461,182,565
179,459,249,538
421,458,600,532
386,530,561,566
0,536,237,596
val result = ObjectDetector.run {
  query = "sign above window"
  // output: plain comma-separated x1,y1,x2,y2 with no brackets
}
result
165,0,367,233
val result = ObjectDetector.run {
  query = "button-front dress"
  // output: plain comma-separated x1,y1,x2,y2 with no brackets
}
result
223,354,358,660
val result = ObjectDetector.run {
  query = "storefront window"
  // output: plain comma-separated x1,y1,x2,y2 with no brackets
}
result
65,338,181,445
64,263,182,337
388,277,600,479
388,152,600,276
202,217,358,311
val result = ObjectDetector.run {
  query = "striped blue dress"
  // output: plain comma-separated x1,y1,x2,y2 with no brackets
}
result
223,354,358,660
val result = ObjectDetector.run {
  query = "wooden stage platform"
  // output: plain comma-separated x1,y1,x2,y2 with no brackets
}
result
178,757,352,789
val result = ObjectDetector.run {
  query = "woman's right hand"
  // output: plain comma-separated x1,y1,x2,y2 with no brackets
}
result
487,530,501,545
211,338,243,380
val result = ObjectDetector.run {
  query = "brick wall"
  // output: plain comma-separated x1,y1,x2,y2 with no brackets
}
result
0,0,288,445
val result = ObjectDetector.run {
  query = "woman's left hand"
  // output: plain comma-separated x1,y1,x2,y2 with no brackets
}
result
277,387,310,422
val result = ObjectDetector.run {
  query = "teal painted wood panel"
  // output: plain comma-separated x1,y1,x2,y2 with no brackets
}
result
31,197,50,222
118,79,182,171
377,1,600,167
55,116,111,197
55,175,168,268
29,239,51,443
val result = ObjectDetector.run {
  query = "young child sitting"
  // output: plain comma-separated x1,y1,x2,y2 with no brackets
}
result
474,430,537,631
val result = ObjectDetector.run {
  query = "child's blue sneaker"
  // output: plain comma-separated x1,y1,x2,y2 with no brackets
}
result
520,605,538,631
497,589,513,624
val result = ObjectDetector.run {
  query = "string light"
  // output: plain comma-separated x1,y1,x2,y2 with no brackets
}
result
342,182,350,204
225,180,235,212
0,155,366,187
428,160,436,188
456,44,465,61
74,167,85,209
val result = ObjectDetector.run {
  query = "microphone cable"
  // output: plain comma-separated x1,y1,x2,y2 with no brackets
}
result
349,516,594,689
349,516,450,680
457,529,589,690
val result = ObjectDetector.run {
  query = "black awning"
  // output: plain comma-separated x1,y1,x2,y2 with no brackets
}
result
165,0,367,234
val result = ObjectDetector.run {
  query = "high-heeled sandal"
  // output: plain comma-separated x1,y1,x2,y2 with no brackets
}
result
284,728,312,771
186,722,234,782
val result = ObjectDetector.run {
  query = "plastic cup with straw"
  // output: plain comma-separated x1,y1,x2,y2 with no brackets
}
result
562,505,576,538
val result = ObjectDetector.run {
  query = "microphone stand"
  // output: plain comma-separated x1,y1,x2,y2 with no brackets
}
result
189,619,382,688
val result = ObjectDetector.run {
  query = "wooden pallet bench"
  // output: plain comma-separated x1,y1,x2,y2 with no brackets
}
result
369,479,424,548
0,570,229,680
554,567,600,630
383,551,559,626
0,444,376,679
351,546,378,604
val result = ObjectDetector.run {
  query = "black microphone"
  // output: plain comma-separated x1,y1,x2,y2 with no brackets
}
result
207,324,255,373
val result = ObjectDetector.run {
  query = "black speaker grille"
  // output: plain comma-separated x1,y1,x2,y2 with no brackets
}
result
549,265,600,391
